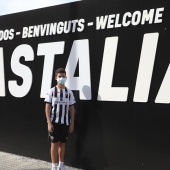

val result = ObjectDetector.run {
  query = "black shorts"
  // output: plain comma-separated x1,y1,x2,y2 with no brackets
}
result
49,123,69,143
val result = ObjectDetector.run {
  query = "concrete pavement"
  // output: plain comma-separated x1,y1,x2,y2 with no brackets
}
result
0,151,82,170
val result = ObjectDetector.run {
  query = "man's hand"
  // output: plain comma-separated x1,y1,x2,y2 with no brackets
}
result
69,123,74,133
48,122,54,132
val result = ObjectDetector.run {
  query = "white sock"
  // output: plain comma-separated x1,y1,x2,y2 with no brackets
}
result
52,163,57,168
58,162,64,167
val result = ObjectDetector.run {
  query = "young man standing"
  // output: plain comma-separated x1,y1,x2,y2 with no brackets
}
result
44,68,76,170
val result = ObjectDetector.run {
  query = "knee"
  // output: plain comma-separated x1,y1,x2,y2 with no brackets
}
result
51,142,59,150
58,142,66,149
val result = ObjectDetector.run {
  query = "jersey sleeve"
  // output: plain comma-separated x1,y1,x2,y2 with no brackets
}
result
69,90,76,106
44,88,53,104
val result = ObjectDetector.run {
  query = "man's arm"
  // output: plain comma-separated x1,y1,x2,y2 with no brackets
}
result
45,103,53,132
69,105,75,133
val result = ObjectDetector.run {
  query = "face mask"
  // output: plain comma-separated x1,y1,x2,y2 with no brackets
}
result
57,77,66,84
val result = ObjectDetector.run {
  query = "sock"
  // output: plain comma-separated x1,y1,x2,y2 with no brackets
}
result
58,162,64,167
52,163,57,168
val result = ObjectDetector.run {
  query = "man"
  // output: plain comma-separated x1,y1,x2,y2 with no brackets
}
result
44,68,76,170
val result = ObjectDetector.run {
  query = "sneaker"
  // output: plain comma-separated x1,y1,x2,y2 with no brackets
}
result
57,165,67,170
51,167,57,170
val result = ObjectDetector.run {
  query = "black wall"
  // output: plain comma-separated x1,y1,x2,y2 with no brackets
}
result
0,0,170,170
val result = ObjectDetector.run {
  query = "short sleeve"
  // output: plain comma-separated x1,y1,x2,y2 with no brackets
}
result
44,88,53,104
69,90,76,106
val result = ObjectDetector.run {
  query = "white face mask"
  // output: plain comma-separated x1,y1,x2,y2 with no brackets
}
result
57,77,66,84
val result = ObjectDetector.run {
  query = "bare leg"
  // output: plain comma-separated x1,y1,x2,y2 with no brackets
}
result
58,142,66,162
51,142,59,163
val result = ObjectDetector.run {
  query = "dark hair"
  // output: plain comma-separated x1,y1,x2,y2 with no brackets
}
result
55,68,66,75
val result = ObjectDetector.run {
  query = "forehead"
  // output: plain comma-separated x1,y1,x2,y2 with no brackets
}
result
56,73,66,77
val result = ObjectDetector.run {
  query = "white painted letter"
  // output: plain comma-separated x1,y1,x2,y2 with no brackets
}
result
155,65,170,104
107,15,115,29
97,37,129,101
22,27,28,38
154,8,164,23
122,12,132,27
8,44,34,97
65,39,91,100
141,9,155,25
38,42,65,98
133,33,159,102
96,16,108,30
0,48,5,97
131,11,141,26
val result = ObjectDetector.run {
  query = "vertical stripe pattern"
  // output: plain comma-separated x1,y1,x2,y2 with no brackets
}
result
44,87,75,125
52,87,57,123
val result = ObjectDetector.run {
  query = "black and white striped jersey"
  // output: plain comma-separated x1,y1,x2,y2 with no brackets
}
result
44,86,76,125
